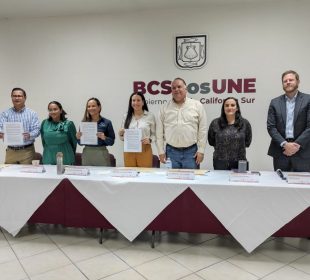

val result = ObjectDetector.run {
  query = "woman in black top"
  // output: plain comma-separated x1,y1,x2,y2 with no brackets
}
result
208,97,252,170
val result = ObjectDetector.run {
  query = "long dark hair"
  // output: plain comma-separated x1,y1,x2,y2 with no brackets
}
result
82,97,101,122
48,101,67,121
219,97,243,129
124,93,149,129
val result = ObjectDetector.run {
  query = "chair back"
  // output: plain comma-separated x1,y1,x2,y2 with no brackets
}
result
109,154,116,167
152,155,160,168
34,152,42,164
75,153,82,166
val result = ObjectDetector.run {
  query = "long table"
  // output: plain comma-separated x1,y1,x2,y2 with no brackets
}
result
1,165,310,253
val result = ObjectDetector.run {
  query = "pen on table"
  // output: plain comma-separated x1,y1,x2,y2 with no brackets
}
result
276,169,286,180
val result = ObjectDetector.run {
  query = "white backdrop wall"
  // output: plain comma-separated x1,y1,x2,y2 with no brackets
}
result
0,1,310,170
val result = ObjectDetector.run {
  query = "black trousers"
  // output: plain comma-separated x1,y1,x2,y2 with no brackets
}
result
213,159,250,171
273,155,310,172
213,159,238,170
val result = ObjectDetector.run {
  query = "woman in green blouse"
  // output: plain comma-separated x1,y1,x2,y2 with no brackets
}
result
41,101,77,165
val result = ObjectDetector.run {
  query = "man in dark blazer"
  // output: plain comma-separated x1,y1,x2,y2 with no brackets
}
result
267,70,310,171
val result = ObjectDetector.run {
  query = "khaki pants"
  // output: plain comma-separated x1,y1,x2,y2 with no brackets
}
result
124,144,152,167
5,145,35,164
82,146,111,166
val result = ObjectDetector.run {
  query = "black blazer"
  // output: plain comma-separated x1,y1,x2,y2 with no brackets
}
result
267,91,310,159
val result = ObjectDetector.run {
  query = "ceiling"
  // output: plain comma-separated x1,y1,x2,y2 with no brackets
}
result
0,0,277,20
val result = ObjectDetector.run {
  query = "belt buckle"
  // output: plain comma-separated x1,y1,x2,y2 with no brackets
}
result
10,146,24,150
8,144,31,150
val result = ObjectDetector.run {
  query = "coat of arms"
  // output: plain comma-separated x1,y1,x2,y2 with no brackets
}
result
176,35,207,69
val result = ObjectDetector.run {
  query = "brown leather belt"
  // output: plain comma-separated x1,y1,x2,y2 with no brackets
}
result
166,143,196,151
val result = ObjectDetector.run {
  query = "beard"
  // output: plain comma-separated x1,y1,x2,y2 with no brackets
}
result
283,84,298,94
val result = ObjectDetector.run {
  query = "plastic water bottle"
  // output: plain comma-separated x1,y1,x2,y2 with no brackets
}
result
165,157,172,169
56,152,64,174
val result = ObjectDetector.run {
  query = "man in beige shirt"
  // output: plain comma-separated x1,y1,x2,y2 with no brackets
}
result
156,78,207,169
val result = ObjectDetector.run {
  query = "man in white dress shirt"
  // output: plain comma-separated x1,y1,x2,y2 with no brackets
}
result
156,78,207,169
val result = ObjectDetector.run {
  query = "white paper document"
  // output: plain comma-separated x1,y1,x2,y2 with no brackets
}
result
80,122,97,145
124,128,142,152
20,166,46,173
64,166,90,176
3,122,24,145
167,169,195,180
287,173,310,184
229,172,260,183
111,168,139,177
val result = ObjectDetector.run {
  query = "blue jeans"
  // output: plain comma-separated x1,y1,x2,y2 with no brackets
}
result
166,144,199,169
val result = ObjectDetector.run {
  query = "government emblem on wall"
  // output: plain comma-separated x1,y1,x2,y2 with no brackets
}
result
175,35,207,69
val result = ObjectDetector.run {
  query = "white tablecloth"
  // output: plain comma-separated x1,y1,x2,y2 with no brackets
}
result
1,165,310,253
0,165,62,236
190,171,310,252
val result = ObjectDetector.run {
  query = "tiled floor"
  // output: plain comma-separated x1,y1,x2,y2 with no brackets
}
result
1,225,310,280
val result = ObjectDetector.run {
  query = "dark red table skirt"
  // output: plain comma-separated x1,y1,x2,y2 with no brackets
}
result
28,179,310,237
